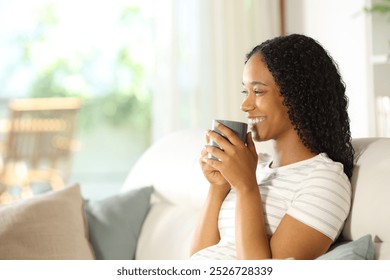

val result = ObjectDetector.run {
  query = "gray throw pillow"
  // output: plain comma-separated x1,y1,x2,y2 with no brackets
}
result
316,234,375,260
85,186,153,260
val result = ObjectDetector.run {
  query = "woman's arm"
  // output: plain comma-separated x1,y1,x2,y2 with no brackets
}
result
234,187,332,259
205,124,269,258
190,132,231,256
235,186,270,259
270,214,332,259
189,184,230,256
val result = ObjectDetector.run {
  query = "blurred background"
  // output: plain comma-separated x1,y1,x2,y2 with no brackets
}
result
0,0,389,200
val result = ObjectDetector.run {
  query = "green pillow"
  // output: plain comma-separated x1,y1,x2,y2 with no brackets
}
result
317,234,375,260
84,186,153,260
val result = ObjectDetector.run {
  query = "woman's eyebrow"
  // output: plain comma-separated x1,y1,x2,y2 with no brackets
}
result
242,81,268,86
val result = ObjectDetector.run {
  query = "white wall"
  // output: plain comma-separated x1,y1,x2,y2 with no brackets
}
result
285,0,373,137
151,0,281,142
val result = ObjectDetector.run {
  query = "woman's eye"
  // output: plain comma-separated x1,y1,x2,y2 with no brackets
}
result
242,89,264,96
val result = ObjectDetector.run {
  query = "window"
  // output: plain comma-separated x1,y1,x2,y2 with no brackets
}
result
0,0,277,199
0,0,155,198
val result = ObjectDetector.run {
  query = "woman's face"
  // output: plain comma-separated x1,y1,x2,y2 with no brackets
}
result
241,54,295,142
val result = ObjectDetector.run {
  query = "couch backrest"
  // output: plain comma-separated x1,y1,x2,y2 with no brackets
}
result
343,138,390,248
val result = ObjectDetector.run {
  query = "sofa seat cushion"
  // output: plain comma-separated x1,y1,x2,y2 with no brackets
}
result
0,184,94,260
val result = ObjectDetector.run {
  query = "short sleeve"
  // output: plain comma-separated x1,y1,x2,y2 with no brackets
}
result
287,162,351,241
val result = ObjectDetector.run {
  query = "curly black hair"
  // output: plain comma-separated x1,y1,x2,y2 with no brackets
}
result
246,34,354,179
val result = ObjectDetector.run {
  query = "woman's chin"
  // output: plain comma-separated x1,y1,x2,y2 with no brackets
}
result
250,127,263,142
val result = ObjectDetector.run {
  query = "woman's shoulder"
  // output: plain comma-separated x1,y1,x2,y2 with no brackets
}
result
256,152,350,187
303,153,351,193
310,153,349,179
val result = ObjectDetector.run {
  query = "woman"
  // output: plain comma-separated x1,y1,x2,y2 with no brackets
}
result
190,34,354,260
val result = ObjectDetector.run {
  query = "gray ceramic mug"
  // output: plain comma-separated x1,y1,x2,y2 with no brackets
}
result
208,119,248,160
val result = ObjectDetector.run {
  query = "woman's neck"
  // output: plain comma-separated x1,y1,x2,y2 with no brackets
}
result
272,132,317,168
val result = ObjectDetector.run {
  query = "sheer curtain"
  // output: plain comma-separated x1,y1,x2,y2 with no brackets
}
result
151,0,280,141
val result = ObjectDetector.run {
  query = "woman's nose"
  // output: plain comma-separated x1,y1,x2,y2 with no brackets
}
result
240,94,255,112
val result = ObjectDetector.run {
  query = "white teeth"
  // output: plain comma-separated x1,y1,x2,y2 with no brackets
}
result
248,117,265,125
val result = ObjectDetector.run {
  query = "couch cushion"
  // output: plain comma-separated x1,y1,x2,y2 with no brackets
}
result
85,186,153,260
0,184,95,260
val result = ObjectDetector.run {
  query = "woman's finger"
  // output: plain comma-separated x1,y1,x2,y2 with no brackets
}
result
207,129,229,149
214,121,245,147
246,132,257,155
206,129,211,141
205,144,225,162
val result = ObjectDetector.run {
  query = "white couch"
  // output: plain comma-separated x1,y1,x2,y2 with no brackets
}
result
121,129,390,260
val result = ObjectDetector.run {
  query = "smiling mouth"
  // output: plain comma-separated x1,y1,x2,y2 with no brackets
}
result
248,117,266,125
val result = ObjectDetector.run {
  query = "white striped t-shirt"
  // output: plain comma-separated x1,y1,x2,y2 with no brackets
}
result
191,153,351,260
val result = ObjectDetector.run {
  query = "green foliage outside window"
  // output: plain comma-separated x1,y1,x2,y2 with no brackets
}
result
365,0,390,20
16,3,152,133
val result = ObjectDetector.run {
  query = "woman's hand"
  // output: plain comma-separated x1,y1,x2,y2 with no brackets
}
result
192,130,235,256
204,122,258,190
200,131,230,189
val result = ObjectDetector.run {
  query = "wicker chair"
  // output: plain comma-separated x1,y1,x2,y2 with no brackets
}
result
0,97,82,204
